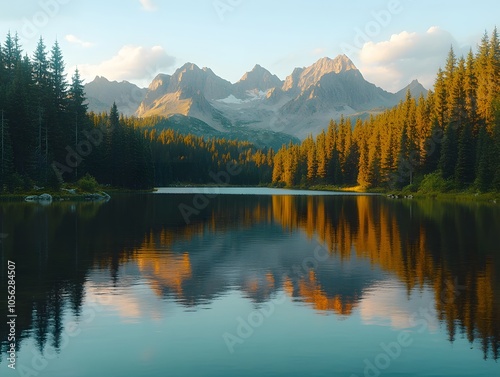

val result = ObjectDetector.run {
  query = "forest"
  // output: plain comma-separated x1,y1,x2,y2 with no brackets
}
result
272,29,500,192
1,29,499,193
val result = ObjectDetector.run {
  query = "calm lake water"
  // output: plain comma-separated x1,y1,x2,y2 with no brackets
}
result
0,188,499,377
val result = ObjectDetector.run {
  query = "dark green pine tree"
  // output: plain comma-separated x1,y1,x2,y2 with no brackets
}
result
107,103,124,186
129,129,154,189
68,68,88,180
0,110,15,189
343,142,359,185
439,122,458,180
396,123,413,188
434,68,448,129
493,105,500,190
327,148,343,185
49,40,67,112
455,121,475,186
48,40,70,172
68,68,87,117
0,36,4,86
7,53,37,176
3,32,22,82
32,37,51,180
423,120,442,174
475,125,493,191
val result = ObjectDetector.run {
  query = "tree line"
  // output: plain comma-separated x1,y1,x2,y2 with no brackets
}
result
272,29,500,192
1,29,500,193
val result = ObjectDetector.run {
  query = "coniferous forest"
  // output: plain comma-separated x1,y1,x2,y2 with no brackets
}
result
1,30,500,193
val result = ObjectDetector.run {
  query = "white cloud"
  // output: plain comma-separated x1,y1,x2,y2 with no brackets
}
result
356,27,470,92
359,281,439,332
65,34,94,48
140,0,157,11
78,45,176,85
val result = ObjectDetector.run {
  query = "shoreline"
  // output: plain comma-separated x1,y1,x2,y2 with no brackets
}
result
1,185,498,204
0,188,155,202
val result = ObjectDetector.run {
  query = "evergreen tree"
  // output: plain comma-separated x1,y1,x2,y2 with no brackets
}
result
465,49,478,131
434,69,448,128
450,57,468,128
422,120,442,174
476,31,491,124
444,46,457,119
32,37,51,179
492,100,500,190
455,121,475,185
49,40,67,112
305,135,316,181
68,69,88,178
315,130,327,180
475,125,493,191
0,110,14,187
439,122,458,180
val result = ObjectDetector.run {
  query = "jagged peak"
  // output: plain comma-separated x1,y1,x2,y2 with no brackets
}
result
152,73,170,81
148,73,171,91
89,76,138,86
238,64,277,82
92,75,110,83
178,62,201,72
250,64,265,72
310,55,358,75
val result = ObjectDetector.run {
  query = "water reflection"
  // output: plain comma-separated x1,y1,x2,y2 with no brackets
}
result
0,193,499,365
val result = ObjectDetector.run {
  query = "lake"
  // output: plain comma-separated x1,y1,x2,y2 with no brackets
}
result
0,188,499,377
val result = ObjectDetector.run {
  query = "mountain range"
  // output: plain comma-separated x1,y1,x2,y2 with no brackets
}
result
84,55,427,143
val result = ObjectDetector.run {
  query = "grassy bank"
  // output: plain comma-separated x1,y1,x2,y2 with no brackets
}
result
0,174,156,202
270,181,499,203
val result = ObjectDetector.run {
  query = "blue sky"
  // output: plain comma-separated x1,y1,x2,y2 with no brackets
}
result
1,0,499,91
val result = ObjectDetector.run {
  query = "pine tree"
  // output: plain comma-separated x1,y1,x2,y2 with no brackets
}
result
476,31,491,124
439,122,458,180
475,125,493,191
3,32,22,81
49,40,67,112
422,120,442,174
315,130,327,180
67,68,88,180
434,69,448,128
465,49,478,132
32,37,51,179
444,46,457,120
455,121,475,186
7,53,36,176
488,27,500,112
492,100,500,190
357,137,370,187
366,131,382,187
450,57,468,129
415,93,432,169
0,110,14,189
304,135,316,181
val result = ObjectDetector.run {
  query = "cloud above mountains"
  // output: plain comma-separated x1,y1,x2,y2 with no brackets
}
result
357,27,471,92
76,26,472,94
78,45,175,85
65,34,94,48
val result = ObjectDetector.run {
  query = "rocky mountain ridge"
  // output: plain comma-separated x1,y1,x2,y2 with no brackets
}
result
85,55,427,140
